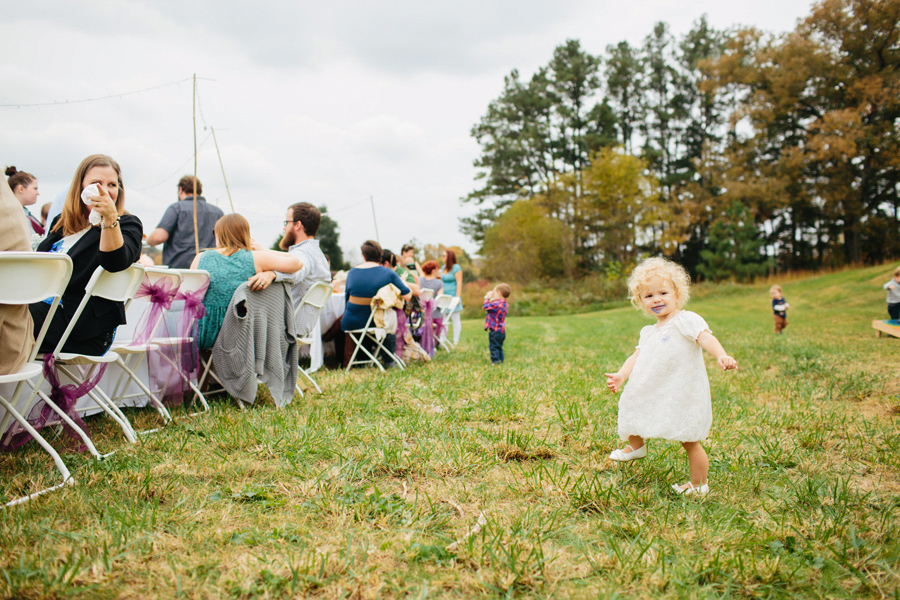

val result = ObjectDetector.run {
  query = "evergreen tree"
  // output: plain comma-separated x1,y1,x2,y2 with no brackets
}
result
316,206,348,271
698,201,769,281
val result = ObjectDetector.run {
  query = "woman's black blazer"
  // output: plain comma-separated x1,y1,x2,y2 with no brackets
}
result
37,214,143,339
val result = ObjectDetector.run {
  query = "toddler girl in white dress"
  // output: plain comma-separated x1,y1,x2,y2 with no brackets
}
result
605,257,738,495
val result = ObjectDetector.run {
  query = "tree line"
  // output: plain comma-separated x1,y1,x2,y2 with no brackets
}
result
464,0,900,283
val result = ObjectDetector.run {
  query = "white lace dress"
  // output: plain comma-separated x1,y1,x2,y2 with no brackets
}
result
617,310,713,442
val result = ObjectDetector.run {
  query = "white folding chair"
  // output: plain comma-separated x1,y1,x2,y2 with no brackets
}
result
106,267,182,427
35,265,147,451
434,294,460,351
293,281,334,396
420,288,435,302
345,306,406,372
0,252,77,506
143,269,212,414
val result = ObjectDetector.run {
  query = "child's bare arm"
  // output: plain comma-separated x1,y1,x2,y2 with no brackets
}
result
605,349,639,393
697,331,738,370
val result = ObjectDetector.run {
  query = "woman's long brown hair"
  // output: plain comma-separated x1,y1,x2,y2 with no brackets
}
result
443,248,458,273
52,154,125,237
213,214,252,256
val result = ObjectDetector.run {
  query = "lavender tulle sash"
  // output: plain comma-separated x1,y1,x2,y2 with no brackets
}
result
420,299,440,356
175,281,208,377
128,276,180,405
150,280,209,406
394,308,409,356
131,276,178,345
0,355,103,453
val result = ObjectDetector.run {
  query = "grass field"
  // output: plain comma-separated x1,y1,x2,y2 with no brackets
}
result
1,264,898,599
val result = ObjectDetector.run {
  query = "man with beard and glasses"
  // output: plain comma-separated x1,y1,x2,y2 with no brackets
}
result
247,202,331,337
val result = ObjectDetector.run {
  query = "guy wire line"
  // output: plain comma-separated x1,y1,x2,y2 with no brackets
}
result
0,77,196,108
130,132,212,193
211,127,235,213
196,81,234,213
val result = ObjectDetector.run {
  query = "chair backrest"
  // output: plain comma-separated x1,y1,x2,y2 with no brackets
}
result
0,252,73,361
434,294,453,310
434,294,460,316
420,288,434,302
51,264,145,357
144,266,183,290
87,264,146,302
173,269,210,295
295,281,333,316
134,267,183,340
0,252,72,305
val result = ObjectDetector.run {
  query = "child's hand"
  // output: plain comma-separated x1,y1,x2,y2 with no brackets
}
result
605,372,624,393
718,355,738,371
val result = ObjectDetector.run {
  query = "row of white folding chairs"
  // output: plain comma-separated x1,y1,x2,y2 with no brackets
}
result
0,254,211,506
109,267,212,418
343,288,460,372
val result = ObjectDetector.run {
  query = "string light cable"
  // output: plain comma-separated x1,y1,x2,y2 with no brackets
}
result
0,77,210,108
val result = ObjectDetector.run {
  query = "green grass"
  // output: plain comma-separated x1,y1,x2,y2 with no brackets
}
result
1,263,898,599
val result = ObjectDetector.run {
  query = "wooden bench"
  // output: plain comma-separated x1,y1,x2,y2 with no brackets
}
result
872,320,900,338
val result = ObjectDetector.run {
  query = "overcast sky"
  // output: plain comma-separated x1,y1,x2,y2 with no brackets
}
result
3,0,815,263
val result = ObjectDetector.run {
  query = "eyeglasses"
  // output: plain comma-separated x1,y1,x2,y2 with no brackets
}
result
283,220,296,227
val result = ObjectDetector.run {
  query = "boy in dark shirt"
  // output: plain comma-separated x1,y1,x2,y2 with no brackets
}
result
770,285,790,334
483,283,511,364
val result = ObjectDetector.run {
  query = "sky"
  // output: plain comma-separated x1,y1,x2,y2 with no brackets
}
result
2,0,817,264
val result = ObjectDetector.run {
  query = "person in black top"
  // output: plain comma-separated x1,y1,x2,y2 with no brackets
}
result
29,154,143,356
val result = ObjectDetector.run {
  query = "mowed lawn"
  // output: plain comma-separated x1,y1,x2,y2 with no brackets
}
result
1,264,897,599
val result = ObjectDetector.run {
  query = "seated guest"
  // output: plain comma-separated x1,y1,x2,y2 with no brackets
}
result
29,155,143,355
400,244,422,280
383,248,419,296
40,202,51,227
5,166,43,235
332,270,347,293
190,213,301,349
245,202,331,338
341,240,411,367
419,260,444,316
0,176,35,373
379,249,418,367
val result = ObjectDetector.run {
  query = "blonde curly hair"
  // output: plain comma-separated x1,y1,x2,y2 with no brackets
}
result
627,256,691,312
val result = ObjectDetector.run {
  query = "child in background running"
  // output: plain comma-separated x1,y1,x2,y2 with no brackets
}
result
770,285,790,334
605,257,738,496
483,283,510,364
883,266,900,323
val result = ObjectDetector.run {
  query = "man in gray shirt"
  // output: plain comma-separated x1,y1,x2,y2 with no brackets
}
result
145,175,224,268
248,202,331,337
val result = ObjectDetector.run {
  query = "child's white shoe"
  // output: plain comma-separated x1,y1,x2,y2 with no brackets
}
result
608,444,647,461
672,482,709,496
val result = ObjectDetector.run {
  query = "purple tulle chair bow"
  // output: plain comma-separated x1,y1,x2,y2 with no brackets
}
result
175,280,209,377
420,299,443,356
131,275,179,345
148,279,209,406
394,308,409,357
0,355,102,453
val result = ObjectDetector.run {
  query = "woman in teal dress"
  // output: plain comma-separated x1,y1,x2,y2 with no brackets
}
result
440,248,464,345
190,213,303,349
